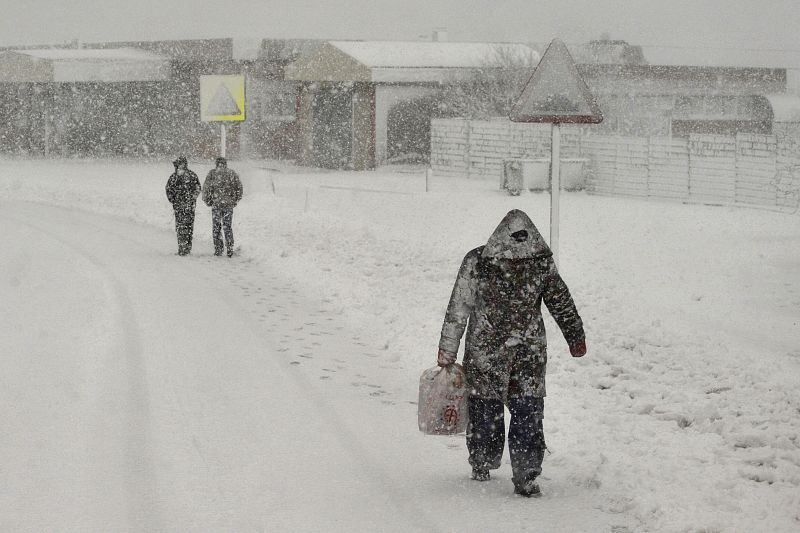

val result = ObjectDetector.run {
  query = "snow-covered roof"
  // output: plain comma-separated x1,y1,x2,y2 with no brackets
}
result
285,40,539,84
328,41,538,69
0,47,170,82
14,47,166,62
641,46,800,70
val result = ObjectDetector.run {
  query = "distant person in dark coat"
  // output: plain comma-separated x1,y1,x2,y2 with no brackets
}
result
202,156,243,258
437,209,586,497
165,156,201,256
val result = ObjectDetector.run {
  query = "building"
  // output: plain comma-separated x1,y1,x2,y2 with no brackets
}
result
0,38,298,159
283,40,538,169
572,39,800,138
1,36,798,165
0,47,171,156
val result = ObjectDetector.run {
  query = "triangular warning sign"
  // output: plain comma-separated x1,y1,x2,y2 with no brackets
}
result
510,39,603,124
207,85,242,116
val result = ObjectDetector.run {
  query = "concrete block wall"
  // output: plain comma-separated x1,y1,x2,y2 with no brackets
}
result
583,135,650,197
688,134,737,204
584,133,798,210
431,118,800,211
776,132,800,209
646,137,690,200
430,119,469,177
430,118,581,181
734,133,778,207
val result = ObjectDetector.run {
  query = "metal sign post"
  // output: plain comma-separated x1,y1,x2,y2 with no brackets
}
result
220,123,227,158
550,123,561,261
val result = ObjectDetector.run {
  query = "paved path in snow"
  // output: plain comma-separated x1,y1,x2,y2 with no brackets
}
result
0,202,618,532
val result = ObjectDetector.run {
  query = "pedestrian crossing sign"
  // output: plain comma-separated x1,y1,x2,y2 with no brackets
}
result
200,75,246,122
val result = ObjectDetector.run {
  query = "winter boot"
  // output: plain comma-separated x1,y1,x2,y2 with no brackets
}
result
471,467,490,481
513,477,541,498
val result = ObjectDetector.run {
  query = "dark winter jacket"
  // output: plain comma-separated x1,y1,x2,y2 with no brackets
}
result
202,167,243,209
439,210,584,402
165,169,201,208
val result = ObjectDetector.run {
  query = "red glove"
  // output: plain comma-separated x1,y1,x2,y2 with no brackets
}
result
437,348,457,367
569,340,587,358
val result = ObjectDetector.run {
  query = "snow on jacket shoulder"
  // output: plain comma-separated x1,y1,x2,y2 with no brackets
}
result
165,170,201,206
202,168,243,208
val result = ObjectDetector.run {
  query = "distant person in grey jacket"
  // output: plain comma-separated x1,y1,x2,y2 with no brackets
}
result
202,157,243,257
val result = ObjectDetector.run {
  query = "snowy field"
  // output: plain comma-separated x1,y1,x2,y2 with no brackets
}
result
1,157,799,532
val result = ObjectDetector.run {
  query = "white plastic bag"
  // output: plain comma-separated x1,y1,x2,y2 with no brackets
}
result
418,364,468,435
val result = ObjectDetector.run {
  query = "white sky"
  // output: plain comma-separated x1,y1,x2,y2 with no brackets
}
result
1,0,798,52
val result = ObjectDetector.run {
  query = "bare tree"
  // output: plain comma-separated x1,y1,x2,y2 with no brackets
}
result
437,44,540,119
383,44,540,163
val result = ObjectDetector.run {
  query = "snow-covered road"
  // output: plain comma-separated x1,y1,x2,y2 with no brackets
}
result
1,203,421,531
1,201,616,532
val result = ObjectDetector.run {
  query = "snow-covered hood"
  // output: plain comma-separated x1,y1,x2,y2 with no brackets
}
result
482,209,551,259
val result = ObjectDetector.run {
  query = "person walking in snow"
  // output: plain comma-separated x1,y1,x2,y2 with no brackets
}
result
436,209,586,497
165,155,201,256
202,156,243,257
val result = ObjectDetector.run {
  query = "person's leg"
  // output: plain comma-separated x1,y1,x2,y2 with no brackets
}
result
175,208,191,255
184,208,195,253
222,208,234,256
466,396,505,480
173,208,183,254
211,207,223,255
508,396,545,496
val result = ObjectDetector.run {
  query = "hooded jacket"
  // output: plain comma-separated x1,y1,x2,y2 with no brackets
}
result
202,166,243,209
165,168,201,208
438,210,584,401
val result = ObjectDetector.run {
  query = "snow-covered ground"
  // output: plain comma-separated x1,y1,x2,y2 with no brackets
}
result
1,157,799,532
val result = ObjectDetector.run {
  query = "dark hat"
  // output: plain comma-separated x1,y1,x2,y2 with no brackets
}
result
173,155,187,167
215,156,227,166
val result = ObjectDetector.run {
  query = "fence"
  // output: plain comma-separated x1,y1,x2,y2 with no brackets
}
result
430,118,800,211
430,118,581,181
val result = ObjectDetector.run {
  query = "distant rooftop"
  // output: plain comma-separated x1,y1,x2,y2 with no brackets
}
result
640,46,800,70
285,40,540,84
0,47,169,82
15,47,166,62
328,41,538,69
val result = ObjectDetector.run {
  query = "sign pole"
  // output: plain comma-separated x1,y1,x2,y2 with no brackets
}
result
550,122,561,264
220,123,227,158
44,115,50,158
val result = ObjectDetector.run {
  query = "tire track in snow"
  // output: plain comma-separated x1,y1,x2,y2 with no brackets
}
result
14,202,438,531
4,205,164,532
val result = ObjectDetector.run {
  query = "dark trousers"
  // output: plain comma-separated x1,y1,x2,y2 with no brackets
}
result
173,206,195,255
211,207,234,254
467,396,545,484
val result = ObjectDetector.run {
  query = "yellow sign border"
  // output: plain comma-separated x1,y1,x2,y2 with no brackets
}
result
200,75,246,122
